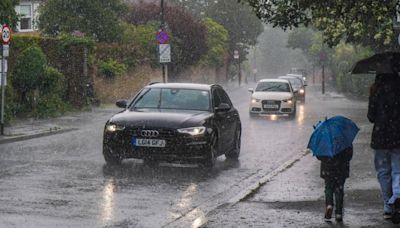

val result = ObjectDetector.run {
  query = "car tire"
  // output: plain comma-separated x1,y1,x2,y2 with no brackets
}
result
103,145,122,165
202,135,217,168
289,105,297,119
249,112,257,118
225,127,241,160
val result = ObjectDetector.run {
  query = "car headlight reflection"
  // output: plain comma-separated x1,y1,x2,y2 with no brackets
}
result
283,98,294,104
178,127,206,136
106,124,125,132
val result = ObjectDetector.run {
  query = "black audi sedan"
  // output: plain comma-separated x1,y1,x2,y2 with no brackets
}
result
103,83,241,167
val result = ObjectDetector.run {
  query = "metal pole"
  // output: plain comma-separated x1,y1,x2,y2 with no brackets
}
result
322,64,325,95
1,54,5,135
238,58,241,86
160,0,166,83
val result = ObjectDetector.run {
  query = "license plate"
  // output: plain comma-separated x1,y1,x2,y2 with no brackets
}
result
132,138,166,147
263,104,279,109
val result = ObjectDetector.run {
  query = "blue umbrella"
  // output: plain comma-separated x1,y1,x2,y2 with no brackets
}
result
307,116,360,158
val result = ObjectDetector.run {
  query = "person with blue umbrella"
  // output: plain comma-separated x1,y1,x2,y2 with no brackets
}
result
307,115,360,222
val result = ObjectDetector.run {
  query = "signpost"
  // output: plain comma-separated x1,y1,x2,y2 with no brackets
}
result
156,29,171,83
234,50,241,86
1,24,11,135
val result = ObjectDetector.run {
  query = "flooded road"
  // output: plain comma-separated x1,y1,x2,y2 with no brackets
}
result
0,84,367,227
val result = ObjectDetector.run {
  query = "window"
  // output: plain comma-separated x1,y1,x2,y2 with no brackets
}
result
16,4,33,31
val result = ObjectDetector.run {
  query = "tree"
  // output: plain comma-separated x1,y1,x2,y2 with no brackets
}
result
12,45,47,111
200,18,229,68
174,0,264,62
0,0,18,28
124,2,208,76
244,0,399,51
39,0,126,42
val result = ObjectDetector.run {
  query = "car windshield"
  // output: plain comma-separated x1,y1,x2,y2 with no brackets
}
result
256,82,290,92
131,88,210,111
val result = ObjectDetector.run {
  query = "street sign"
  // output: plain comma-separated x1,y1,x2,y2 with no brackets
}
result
1,24,11,44
156,31,170,44
159,44,171,63
234,50,239,59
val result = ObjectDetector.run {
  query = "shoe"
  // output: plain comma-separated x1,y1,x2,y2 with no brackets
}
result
392,199,400,224
383,212,392,220
324,205,333,221
335,214,343,222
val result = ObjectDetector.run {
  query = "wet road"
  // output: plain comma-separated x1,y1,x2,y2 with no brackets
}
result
0,84,367,227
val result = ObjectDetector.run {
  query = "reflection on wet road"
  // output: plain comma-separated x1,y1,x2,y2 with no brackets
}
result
0,85,368,227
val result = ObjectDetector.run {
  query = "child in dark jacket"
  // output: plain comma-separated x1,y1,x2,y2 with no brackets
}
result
317,147,353,222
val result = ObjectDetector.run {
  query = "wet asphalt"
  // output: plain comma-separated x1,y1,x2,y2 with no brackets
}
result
0,83,388,227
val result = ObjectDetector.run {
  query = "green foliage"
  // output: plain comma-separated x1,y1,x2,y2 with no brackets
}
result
39,0,127,42
245,0,399,51
40,67,65,96
0,0,19,29
12,45,47,94
36,94,66,118
204,0,264,62
57,33,95,50
98,59,127,79
200,18,229,68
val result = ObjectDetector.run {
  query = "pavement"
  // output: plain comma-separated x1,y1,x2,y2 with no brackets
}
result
0,83,397,227
0,106,116,145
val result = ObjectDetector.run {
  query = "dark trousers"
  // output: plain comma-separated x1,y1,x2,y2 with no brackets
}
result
325,178,346,214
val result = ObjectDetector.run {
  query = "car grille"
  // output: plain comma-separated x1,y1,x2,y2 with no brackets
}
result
262,100,281,111
128,128,176,138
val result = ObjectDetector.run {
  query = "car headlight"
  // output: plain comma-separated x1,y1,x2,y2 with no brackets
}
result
299,89,305,94
251,98,261,104
177,126,206,136
106,124,125,132
283,98,294,104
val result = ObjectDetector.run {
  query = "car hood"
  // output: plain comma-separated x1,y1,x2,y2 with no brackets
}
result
108,109,213,129
252,91,293,100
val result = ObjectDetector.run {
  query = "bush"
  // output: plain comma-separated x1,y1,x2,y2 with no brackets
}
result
40,67,65,96
12,45,47,97
98,59,127,79
36,94,66,118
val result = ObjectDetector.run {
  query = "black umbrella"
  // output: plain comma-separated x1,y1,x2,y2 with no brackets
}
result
350,52,400,74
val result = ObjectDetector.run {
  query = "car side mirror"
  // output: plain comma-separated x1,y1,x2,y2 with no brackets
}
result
303,81,308,86
248,88,254,93
215,103,231,112
116,99,128,108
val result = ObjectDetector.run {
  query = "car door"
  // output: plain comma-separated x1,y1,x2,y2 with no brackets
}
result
211,87,230,154
218,88,239,151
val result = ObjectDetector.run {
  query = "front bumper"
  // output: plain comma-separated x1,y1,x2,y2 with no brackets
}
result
249,99,295,115
103,128,212,162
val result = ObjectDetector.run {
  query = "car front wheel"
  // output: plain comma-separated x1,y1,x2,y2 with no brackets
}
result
225,128,241,160
202,135,217,168
103,145,122,165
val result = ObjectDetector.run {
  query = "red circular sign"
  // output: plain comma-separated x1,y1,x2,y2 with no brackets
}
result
1,24,11,44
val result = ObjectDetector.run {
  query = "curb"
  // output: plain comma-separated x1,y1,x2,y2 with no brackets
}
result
164,149,310,228
0,128,78,145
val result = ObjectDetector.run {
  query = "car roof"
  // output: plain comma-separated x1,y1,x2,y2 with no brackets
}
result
286,73,303,78
258,78,290,83
145,83,214,90
279,76,302,81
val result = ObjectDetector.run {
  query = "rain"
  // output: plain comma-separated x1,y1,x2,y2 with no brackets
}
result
1,0,400,227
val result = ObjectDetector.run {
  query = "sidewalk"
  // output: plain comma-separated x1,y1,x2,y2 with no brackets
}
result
0,107,116,144
204,86,398,227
